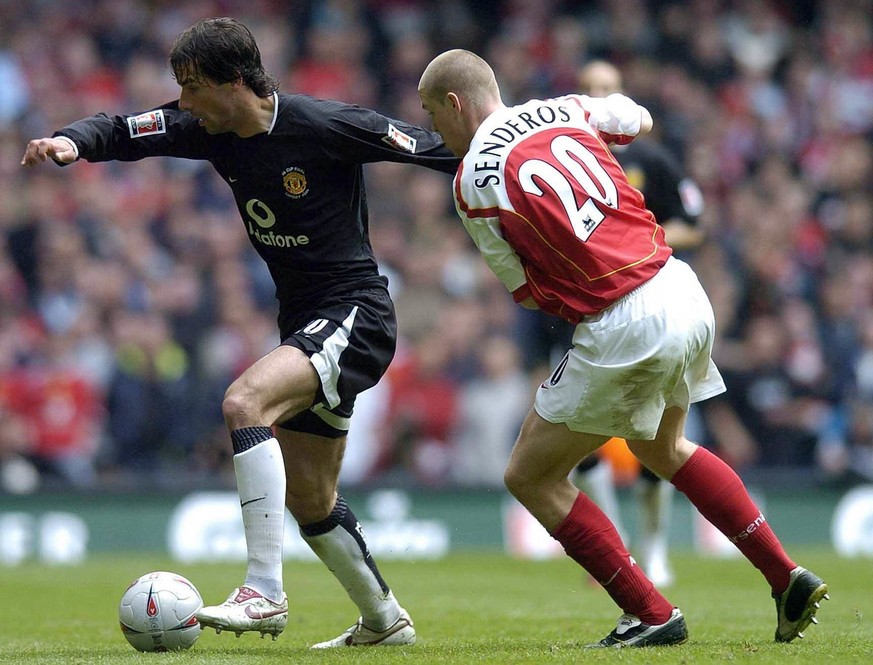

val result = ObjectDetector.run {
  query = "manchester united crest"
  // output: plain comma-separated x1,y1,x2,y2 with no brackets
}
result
282,166,309,198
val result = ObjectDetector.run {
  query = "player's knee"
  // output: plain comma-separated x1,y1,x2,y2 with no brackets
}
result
221,380,261,427
503,463,533,502
626,437,695,480
286,487,335,524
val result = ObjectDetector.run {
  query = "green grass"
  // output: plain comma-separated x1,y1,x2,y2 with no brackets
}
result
0,550,869,664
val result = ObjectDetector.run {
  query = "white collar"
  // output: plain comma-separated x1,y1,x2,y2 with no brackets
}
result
267,91,279,135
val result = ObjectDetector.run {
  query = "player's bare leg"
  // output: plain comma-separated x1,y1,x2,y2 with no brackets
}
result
197,346,318,639
627,406,828,642
277,431,414,648
504,409,686,648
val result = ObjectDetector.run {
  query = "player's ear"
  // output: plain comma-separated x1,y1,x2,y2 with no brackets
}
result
447,92,462,114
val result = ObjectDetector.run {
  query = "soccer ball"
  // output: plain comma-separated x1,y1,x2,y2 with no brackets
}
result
118,571,203,652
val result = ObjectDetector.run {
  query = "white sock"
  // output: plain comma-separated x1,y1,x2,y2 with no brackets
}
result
232,434,286,602
638,479,674,585
300,496,400,630
639,479,674,545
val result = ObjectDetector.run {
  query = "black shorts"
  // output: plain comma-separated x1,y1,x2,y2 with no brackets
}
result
277,287,396,438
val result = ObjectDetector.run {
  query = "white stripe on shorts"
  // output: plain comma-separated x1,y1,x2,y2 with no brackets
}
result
309,307,358,409
311,404,352,432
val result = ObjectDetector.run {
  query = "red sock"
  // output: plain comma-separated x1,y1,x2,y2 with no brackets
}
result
552,492,674,625
671,447,795,594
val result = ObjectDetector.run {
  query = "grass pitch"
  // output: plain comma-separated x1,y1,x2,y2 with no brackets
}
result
0,549,869,664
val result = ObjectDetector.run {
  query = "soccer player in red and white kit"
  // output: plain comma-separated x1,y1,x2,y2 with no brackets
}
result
418,49,828,648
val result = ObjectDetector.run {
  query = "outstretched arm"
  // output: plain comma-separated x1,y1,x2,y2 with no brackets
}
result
20,136,78,167
22,104,210,167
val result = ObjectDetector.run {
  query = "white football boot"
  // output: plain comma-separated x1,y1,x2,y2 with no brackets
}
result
310,607,415,648
197,586,288,640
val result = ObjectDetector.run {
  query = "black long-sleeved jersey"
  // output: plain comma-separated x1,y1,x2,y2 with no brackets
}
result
54,93,459,328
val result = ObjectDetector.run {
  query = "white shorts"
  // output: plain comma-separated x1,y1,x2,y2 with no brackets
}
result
534,257,726,440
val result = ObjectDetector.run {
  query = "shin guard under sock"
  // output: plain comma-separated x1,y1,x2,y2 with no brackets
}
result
552,492,674,624
671,447,795,593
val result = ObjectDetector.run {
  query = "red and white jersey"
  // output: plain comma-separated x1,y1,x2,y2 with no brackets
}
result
454,94,671,323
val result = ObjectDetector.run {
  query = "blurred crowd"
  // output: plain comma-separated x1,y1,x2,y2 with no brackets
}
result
1,0,872,493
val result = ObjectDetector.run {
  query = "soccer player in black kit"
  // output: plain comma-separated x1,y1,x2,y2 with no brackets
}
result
22,17,458,648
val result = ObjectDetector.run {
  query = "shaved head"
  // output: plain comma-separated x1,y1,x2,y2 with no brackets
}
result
418,49,504,157
418,49,501,112
578,60,623,97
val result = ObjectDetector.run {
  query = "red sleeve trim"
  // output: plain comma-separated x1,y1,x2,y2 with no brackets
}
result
454,161,501,219
512,283,532,302
599,132,635,145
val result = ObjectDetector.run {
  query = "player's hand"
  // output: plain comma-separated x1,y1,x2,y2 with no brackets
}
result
640,106,655,134
587,93,651,137
21,137,78,167
638,106,653,135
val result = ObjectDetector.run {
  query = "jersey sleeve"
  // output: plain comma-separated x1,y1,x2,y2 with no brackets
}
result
453,165,529,299
568,93,647,146
317,102,460,174
53,101,212,163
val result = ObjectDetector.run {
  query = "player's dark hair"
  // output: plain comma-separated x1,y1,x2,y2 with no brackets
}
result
169,17,278,97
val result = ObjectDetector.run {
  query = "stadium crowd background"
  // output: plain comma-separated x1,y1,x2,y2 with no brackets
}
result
0,0,871,494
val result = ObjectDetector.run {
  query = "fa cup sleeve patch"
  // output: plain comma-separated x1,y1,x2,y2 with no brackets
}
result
128,110,167,138
382,123,417,153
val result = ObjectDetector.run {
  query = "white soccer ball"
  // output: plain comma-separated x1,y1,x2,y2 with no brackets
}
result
118,571,203,652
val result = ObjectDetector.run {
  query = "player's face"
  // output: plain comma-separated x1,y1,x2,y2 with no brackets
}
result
177,75,238,134
420,91,468,157
578,63,622,97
